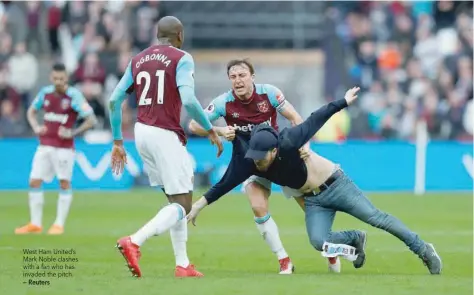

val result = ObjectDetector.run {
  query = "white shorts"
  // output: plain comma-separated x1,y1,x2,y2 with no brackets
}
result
243,175,302,199
30,145,75,182
134,122,193,195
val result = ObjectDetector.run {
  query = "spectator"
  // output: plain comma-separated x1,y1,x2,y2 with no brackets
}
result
0,67,21,113
7,42,38,110
3,1,27,46
73,51,106,85
25,1,43,55
47,1,62,54
0,99,26,138
0,32,12,66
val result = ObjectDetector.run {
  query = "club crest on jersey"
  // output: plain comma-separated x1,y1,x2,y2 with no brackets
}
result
206,103,215,113
232,112,239,118
257,101,269,113
61,99,70,110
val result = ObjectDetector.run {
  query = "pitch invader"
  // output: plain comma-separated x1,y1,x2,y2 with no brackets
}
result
109,16,222,278
188,59,339,274
15,63,97,235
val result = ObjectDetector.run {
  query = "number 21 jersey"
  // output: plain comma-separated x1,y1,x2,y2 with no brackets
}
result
130,45,192,145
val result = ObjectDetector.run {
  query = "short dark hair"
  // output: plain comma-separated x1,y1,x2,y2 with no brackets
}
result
226,58,255,75
52,63,66,72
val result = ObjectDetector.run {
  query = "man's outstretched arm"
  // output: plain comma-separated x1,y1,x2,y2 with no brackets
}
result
187,157,254,224
284,87,360,149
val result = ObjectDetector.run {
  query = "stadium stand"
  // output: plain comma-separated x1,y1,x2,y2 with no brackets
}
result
0,0,471,141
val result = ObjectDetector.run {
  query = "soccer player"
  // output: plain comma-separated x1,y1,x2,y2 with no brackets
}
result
15,63,97,235
188,58,312,274
188,87,443,275
108,16,223,278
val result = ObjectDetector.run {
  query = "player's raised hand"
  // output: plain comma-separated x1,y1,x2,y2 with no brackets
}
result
111,141,127,175
344,87,360,105
208,128,224,157
221,126,236,141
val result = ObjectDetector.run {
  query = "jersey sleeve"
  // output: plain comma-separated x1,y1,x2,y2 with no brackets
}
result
203,156,254,205
176,53,213,131
176,53,195,88
30,88,47,110
265,84,287,113
283,99,348,149
69,88,94,118
204,94,227,122
109,62,134,140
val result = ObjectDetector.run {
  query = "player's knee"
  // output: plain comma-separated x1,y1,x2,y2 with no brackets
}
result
245,182,270,197
29,179,42,189
59,180,71,190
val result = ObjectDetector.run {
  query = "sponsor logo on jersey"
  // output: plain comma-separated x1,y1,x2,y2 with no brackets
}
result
44,112,69,124
232,118,271,132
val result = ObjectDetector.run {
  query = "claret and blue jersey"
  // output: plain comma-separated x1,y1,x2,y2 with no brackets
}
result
31,85,93,148
204,83,287,154
205,83,286,132
108,45,213,145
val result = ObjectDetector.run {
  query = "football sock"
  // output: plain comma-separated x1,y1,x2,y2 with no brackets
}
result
29,189,44,227
53,189,73,227
170,217,190,268
255,214,289,260
131,203,184,246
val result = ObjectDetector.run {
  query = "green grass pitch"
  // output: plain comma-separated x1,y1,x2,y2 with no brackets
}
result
0,191,472,295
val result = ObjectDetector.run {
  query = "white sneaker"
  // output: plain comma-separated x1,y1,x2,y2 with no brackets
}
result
328,257,341,273
279,257,294,274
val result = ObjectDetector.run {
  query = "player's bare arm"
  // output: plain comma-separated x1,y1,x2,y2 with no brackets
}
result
176,52,223,157
189,120,235,141
26,106,47,135
58,113,97,139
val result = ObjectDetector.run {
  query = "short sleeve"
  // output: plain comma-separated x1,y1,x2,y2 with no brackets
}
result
265,84,287,112
204,93,228,122
31,87,47,110
69,88,94,118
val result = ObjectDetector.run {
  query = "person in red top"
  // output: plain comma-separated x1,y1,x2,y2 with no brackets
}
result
15,63,96,236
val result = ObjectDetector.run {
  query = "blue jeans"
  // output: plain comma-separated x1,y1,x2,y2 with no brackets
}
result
304,171,426,255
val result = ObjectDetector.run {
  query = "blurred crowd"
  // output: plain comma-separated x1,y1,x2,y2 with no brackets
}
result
0,0,167,138
0,0,472,141
329,1,473,140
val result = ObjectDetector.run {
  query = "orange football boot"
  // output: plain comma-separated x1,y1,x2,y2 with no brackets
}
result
175,264,204,278
15,223,42,234
47,224,64,235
